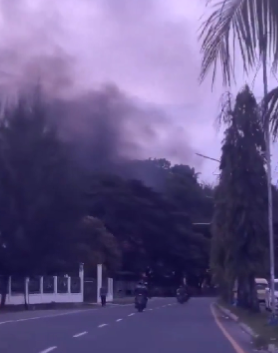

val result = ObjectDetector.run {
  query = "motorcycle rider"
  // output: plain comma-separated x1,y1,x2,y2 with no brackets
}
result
177,283,191,302
176,285,185,300
134,280,148,306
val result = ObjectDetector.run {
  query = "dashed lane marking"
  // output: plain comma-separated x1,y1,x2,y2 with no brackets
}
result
73,331,87,338
0,309,97,326
39,347,57,353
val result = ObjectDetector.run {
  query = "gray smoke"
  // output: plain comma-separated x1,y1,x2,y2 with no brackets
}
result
48,84,197,175
0,0,203,180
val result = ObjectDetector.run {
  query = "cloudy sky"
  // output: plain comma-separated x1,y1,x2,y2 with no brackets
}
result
0,0,277,184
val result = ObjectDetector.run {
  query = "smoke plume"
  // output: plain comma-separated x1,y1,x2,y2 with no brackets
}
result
0,0,204,179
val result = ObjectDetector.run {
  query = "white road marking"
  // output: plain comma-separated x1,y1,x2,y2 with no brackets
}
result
116,319,122,322
16,317,40,322
128,313,135,316
0,308,97,326
0,320,13,325
98,324,107,328
73,331,87,338
39,347,57,353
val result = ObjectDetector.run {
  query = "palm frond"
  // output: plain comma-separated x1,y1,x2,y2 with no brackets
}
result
216,90,234,126
263,86,278,138
199,0,278,86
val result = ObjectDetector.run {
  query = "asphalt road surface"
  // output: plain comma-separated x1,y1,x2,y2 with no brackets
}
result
0,297,255,353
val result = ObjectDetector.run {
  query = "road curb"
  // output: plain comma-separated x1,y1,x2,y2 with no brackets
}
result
215,302,278,353
215,303,239,323
215,302,257,337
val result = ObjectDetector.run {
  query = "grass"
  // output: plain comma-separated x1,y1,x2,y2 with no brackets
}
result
218,299,278,349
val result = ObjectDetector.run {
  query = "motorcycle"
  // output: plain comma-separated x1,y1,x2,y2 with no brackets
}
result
135,294,147,312
177,295,185,304
177,293,190,304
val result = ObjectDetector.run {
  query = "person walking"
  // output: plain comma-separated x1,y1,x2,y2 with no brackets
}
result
100,286,107,306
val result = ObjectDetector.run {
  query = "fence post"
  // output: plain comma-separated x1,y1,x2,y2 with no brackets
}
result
68,277,71,294
107,278,113,302
40,277,43,294
54,276,58,295
97,264,102,304
25,277,29,306
79,263,84,300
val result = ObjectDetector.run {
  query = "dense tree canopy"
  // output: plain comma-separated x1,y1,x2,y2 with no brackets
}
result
0,94,214,299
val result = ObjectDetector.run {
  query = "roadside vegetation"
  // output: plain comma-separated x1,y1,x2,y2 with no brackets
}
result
200,0,278,313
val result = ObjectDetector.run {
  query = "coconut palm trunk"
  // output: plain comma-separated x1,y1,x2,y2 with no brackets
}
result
262,45,276,314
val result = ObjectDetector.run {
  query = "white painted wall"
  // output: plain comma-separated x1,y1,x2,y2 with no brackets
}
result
5,292,83,305
2,265,84,306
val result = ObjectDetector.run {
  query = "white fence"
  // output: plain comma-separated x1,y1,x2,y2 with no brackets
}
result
3,275,84,306
2,264,114,306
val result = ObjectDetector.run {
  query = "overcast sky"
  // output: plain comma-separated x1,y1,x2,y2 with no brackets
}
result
0,0,278,185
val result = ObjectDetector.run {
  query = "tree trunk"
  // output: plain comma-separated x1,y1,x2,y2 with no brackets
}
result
248,275,259,312
237,275,259,312
220,278,233,304
237,277,248,308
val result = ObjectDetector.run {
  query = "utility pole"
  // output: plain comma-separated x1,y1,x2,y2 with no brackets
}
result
262,38,276,317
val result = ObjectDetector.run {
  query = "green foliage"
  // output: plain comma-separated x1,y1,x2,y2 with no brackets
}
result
199,0,278,87
0,93,214,294
211,86,268,309
0,97,83,276
85,160,212,280
75,216,122,276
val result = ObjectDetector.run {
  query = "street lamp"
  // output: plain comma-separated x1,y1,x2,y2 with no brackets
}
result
195,153,220,163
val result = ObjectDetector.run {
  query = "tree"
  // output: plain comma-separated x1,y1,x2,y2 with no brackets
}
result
74,216,122,277
200,0,278,311
199,0,278,131
85,164,212,286
0,96,83,286
0,89,215,304
199,0,278,87
211,86,268,310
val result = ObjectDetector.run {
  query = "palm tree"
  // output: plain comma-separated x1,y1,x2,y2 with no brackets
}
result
199,0,278,314
200,0,278,86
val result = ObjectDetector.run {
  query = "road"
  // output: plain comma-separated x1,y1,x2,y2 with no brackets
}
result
0,297,254,353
